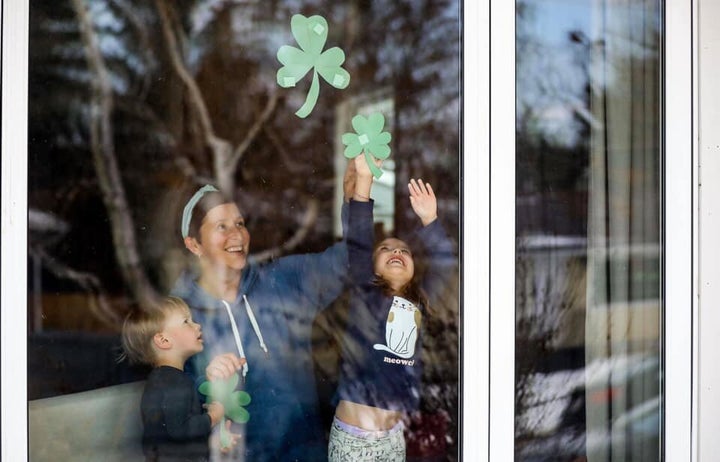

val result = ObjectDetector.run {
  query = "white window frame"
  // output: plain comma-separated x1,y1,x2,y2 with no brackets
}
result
0,0,697,460
2,0,30,460
477,0,695,460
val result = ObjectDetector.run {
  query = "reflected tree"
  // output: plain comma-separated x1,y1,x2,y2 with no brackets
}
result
29,4,460,458
30,0,459,315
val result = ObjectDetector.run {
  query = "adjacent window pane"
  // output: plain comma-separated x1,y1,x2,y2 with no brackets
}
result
515,0,663,460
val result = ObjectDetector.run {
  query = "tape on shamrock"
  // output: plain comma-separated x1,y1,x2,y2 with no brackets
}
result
277,14,350,118
198,373,251,449
341,113,392,178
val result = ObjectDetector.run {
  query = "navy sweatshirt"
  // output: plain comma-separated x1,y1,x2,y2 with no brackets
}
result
334,199,456,414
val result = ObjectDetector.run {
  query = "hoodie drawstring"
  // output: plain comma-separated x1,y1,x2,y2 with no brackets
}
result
220,297,269,380
243,295,269,357
221,300,249,379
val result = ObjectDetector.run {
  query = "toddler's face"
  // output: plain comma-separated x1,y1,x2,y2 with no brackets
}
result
162,308,204,358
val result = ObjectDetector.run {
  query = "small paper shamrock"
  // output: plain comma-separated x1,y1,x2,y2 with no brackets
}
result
198,373,251,449
277,14,350,118
341,113,392,178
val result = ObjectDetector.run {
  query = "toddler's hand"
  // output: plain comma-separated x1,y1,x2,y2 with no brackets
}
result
206,353,246,381
219,420,241,454
204,401,225,427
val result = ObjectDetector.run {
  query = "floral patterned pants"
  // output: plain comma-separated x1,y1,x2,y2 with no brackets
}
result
328,417,406,462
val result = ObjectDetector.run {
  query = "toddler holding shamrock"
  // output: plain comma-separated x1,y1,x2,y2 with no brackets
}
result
329,156,456,461
121,296,243,461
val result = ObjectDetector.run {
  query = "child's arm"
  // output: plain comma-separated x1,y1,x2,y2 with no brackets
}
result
204,400,225,427
352,155,375,202
347,155,378,284
162,384,217,439
409,179,456,304
408,178,438,226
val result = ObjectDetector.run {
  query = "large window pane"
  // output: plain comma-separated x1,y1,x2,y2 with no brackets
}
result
28,1,461,460
515,0,662,460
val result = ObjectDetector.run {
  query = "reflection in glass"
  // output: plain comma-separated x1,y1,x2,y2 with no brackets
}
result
516,0,662,460
27,1,460,460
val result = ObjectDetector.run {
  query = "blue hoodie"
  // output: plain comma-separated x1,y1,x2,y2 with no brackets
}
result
171,214,348,461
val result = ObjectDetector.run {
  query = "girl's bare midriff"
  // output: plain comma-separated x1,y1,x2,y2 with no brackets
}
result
335,400,403,431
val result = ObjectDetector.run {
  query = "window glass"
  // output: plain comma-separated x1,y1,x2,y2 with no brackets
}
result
515,0,662,460
28,1,460,460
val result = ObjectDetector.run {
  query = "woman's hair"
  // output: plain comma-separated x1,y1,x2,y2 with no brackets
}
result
185,189,234,242
120,296,190,366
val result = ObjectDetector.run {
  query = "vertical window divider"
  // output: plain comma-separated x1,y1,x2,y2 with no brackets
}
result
665,0,694,460
1,1,30,460
489,0,516,460
462,0,491,460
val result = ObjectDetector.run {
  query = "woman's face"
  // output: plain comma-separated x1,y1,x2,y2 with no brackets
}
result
373,238,415,288
194,202,251,273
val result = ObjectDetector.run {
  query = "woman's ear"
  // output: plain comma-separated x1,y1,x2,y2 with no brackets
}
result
184,236,203,257
153,333,172,350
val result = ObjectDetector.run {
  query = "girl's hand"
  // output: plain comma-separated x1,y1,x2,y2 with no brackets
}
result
408,179,438,226
354,154,377,180
352,155,381,202
206,353,246,381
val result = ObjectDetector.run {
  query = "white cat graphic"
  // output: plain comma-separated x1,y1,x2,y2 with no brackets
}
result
373,296,421,359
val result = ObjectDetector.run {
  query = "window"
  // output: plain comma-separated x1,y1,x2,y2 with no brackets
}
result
515,1,663,459
484,0,693,459
17,1,462,460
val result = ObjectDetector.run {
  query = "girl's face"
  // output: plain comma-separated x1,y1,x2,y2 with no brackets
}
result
373,238,415,289
193,202,251,273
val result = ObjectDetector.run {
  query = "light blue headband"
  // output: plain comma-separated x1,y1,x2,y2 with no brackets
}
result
181,185,219,239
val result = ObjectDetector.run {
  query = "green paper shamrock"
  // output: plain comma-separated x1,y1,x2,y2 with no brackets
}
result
277,14,350,118
341,113,392,178
198,373,251,449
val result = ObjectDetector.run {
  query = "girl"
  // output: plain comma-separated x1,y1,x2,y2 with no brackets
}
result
329,156,456,461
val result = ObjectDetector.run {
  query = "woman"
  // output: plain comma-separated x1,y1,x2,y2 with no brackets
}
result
172,176,352,461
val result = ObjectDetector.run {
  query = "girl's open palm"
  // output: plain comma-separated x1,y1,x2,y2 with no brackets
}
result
408,179,438,226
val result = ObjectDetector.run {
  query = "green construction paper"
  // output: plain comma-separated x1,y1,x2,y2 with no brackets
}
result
277,14,350,118
341,113,392,178
198,373,252,448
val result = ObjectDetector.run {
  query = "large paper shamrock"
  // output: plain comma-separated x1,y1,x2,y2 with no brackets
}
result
198,373,251,449
342,113,392,178
277,14,350,118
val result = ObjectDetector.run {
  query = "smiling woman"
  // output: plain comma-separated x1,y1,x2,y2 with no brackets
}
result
171,182,353,460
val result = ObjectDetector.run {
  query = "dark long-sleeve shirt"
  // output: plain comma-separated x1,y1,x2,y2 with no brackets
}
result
141,366,211,462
